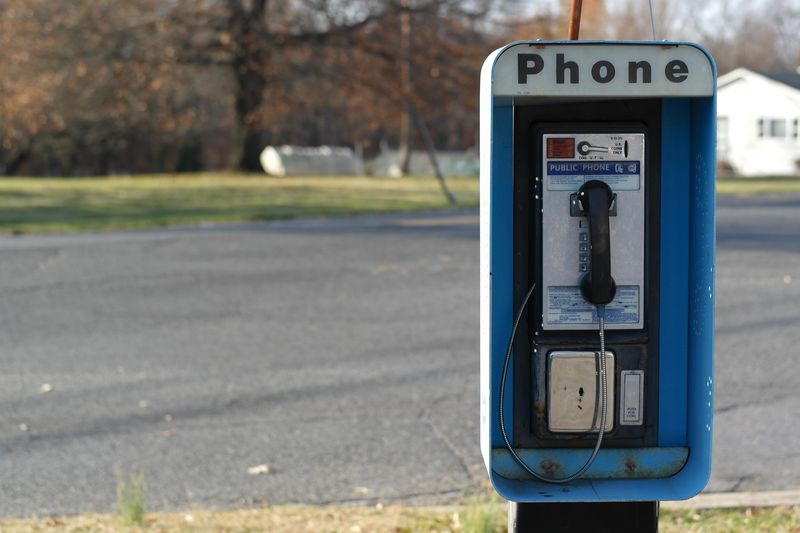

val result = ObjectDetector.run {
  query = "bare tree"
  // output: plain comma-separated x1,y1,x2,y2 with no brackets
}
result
0,0,514,175
0,0,227,175
167,0,388,171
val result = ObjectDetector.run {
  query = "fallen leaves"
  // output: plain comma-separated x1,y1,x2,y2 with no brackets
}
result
247,464,270,476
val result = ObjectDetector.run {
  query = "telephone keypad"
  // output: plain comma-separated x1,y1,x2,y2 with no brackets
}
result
579,233,590,272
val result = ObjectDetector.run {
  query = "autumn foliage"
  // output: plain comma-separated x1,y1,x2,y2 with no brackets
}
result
0,0,797,176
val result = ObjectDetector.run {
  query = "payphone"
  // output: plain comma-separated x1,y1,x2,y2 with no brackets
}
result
541,130,644,431
480,42,716,502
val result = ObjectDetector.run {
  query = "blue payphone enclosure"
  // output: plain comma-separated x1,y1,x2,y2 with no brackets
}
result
479,41,716,502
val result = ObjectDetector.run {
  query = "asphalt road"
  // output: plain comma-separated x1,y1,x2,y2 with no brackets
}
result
0,195,798,516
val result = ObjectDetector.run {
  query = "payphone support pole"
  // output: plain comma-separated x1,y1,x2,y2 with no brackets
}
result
508,500,659,532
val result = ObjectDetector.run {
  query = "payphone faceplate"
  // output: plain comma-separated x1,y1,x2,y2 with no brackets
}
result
541,132,645,330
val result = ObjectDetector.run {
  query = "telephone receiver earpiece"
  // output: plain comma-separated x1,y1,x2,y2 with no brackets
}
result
578,180,617,305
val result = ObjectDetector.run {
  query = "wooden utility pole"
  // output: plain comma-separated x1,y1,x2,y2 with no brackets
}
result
568,0,583,39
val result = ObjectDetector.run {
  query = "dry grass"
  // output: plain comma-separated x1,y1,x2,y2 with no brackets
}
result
0,505,461,533
2,504,800,533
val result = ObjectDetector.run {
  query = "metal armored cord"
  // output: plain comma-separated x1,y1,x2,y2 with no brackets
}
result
497,284,608,483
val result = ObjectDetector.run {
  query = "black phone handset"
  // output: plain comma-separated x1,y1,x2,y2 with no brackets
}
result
578,180,617,305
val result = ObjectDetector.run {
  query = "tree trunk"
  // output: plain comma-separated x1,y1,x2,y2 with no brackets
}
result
3,147,31,176
398,101,412,175
230,1,269,172
234,67,267,171
397,2,412,175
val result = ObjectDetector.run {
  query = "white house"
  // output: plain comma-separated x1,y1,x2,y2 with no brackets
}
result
717,68,800,176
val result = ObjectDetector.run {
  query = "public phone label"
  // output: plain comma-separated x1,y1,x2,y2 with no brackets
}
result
546,160,641,191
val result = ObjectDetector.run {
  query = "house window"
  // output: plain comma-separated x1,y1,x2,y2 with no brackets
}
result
793,119,799,140
717,116,729,150
759,118,787,138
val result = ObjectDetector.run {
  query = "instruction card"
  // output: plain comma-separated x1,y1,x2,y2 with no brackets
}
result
547,285,640,325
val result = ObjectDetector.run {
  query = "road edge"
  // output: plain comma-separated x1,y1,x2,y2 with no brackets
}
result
661,489,800,509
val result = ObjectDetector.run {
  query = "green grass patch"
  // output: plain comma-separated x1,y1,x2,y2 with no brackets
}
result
717,176,800,195
0,173,479,235
1,173,798,236
116,469,145,526
0,504,798,532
